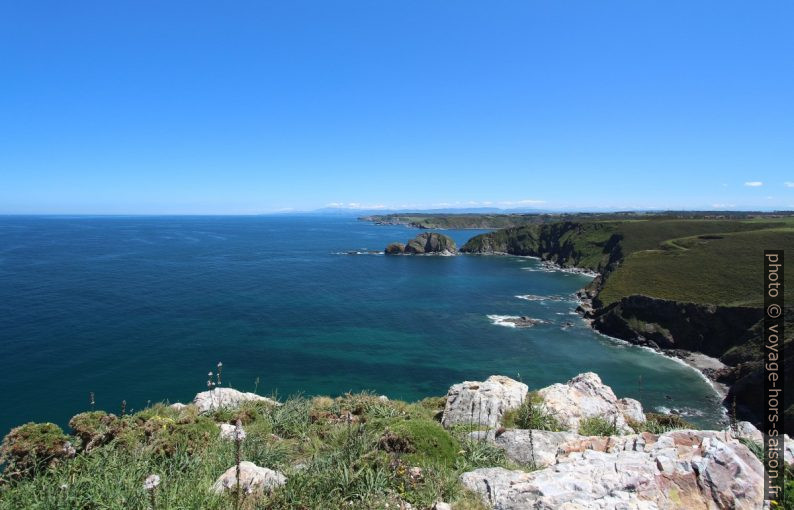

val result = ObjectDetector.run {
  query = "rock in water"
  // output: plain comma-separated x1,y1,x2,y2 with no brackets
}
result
385,232,457,255
537,372,644,434
384,242,405,255
460,429,764,509
211,461,286,495
441,375,528,428
192,387,280,414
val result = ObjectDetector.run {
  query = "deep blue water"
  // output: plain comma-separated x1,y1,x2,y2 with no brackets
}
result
0,216,726,435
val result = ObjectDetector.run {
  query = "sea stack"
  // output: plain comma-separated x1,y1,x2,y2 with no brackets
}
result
384,232,457,256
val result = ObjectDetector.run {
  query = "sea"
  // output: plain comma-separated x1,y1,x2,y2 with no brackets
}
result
0,215,727,435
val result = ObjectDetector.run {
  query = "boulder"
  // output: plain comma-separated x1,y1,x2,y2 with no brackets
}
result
384,243,405,255
461,429,764,509
169,403,187,411
441,376,528,428
211,461,286,495
471,429,580,467
537,372,644,434
403,233,457,255
193,388,280,414
218,423,237,441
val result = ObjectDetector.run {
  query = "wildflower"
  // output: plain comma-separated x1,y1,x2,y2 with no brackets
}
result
144,474,161,490
59,483,68,490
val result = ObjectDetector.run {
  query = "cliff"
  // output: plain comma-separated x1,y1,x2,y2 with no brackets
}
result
461,218,794,434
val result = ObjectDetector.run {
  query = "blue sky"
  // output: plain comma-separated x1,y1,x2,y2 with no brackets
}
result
1,1,792,214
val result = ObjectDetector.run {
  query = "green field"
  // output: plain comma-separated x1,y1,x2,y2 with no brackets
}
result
599,227,794,306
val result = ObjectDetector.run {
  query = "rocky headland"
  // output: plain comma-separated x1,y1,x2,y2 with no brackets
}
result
385,232,458,256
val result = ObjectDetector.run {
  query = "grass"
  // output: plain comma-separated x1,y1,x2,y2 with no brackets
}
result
577,416,619,437
0,393,498,510
598,227,794,306
501,392,564,432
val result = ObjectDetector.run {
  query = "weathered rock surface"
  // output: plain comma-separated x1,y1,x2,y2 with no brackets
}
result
218,423,237,441
441,376,528,428
471,429,580,467
193,388,280,414
384,232,457,255
211,461,286,495
461,429,764,509
384,243,405,255
537,372,644,434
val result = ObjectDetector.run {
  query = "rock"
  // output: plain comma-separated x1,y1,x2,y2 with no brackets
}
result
537,372,644,434
384,243,405,255
441,375,528,428
432,503,452,510
193,388,280,414
169,403,187,411
378,395,389,402
785,434,793,465
461,429,763,509
218,423,237,441
471,429,580,467
404,233,457,255
730,421,763,444
211,461,286,495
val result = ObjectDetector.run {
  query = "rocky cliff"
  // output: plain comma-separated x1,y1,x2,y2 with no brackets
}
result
384,232,457,255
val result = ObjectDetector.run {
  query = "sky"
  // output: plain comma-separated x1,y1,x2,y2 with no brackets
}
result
1,1,792,214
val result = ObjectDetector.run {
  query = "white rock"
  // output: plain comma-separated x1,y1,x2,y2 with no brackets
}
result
432,503,452,510
169,403,187,411
471,429,580,467
785,434,793,465
441,375,528,428
537,372,643,434
219,423,237,441
193,387,280,414
730,421,763,444
461,429,764,510
378,395,389,402
211,461,286,495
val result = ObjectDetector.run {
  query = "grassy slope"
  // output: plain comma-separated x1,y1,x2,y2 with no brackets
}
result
599,227,794,306
0,394,508,510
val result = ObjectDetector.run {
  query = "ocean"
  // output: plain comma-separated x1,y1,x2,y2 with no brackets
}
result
0,215,726,435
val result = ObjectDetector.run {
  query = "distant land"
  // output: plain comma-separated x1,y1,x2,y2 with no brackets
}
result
364,211,794,434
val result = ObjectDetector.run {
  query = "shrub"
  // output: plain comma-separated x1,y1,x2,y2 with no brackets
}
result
381,418,460,466
0,423,74,479
629,412,693,434
578,416,619,437
69,411,125,452
502,393,563,432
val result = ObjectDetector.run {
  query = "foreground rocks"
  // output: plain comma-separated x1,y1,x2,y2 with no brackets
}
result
384,232,457,256
211,461,286,495
461,428,764,509
538,372,644,434
471,429,580,468
193,388,280,414
441,376,528,428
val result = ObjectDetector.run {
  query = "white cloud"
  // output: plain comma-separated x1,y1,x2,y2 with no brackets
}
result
711,203,737,208
785,182,794,188
498,199,547,206
744,181,763,187
325,202,386,210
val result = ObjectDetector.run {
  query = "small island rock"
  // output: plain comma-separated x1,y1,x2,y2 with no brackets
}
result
384,243,406,255
385,232,457,256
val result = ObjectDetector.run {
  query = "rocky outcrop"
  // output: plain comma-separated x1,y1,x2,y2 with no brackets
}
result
384,243,405,255
193,388,280,414
537,372,645,434
211,461,286,495
461,428,764,509
471,429,580,468
385,233,457,256
591,295,763,357
441,376,528,428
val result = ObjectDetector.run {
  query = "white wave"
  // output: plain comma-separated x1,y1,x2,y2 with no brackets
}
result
487,315,519,328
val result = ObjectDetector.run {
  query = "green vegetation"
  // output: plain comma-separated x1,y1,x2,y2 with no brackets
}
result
0,392,533,509
577,416,619,437
628,413,693,434
502,393,563,431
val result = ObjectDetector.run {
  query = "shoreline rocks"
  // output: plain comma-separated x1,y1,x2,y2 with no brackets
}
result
211,461,286,495
384,232,457,256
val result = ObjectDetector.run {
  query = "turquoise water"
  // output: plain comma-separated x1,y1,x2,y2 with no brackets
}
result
0,216,726,435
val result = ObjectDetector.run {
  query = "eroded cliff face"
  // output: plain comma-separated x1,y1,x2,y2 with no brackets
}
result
590,295,762,357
